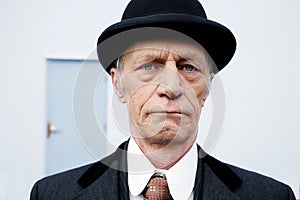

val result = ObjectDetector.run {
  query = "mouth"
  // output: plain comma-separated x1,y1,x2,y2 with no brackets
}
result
148,111,189,116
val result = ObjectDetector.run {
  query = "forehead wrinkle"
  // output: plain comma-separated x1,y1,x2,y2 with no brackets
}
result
131,48,170,65
124,48,169,60
143,49,169,60
134,48,190,63
171,48,205,62
122,46,209,72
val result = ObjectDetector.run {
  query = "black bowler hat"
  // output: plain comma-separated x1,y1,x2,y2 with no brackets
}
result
97,0,236,74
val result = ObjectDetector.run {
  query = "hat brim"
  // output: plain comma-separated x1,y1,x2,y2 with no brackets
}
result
97,13,236,74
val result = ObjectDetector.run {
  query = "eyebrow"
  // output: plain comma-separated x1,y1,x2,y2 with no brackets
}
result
128,48,208,69
170,51,208,72
173,48,206,60
134,49,169,64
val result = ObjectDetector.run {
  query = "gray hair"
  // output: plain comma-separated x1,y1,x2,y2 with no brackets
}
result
116,57,124,71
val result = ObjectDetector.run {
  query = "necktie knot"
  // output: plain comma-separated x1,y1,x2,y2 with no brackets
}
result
143,172,173,200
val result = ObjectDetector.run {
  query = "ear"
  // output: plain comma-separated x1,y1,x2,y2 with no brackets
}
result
110,68,126,103
210,72,214,82
202,92,208,107
202,73,214,107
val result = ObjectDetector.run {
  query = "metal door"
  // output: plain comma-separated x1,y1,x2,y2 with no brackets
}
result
46,58,107,175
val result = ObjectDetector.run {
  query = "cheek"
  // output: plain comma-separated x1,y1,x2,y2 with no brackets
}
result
196,87,206,105
189,80,209,107
127,84,159,123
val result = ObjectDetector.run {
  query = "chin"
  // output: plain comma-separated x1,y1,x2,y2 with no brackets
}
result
146,128,191,146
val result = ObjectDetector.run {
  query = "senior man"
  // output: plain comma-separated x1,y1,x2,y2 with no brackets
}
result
31,0,296,199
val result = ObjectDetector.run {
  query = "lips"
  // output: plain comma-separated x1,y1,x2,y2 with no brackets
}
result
143,102,193,117
148,110,190,116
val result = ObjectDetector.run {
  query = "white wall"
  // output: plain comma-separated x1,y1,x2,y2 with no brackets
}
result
0,0,129,199
203,0,300,197
0,0,299,199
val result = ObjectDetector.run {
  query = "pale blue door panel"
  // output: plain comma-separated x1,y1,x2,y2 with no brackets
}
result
46,59,107,175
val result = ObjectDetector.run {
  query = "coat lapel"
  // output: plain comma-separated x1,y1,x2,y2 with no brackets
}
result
195,147,242,200
74,168,119,200
74,141,129,200
200,165,241,200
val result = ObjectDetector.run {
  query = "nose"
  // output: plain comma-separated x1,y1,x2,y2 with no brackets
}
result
156,62,184,100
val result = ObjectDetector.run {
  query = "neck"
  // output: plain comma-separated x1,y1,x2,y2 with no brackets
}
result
133,137,196,170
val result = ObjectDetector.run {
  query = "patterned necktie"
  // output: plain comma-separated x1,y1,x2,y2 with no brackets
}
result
143,172,173,200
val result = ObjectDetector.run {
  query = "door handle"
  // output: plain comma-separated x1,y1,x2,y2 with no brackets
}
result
47,122,61,138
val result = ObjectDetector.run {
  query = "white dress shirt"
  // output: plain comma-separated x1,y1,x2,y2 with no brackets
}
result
127,139,198,200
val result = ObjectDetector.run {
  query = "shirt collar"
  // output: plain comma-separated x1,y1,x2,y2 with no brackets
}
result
127,138,198,200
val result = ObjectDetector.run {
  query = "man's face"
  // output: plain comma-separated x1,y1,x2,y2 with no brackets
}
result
111,40,212,148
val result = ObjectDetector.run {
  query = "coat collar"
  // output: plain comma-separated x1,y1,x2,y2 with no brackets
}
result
74,141,129,200
196,147,242,200
75,140,243,200
74,169,120,200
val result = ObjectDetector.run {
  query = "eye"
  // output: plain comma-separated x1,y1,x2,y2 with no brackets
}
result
143,63,154,70
137,63,161,72
179,65,199,72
